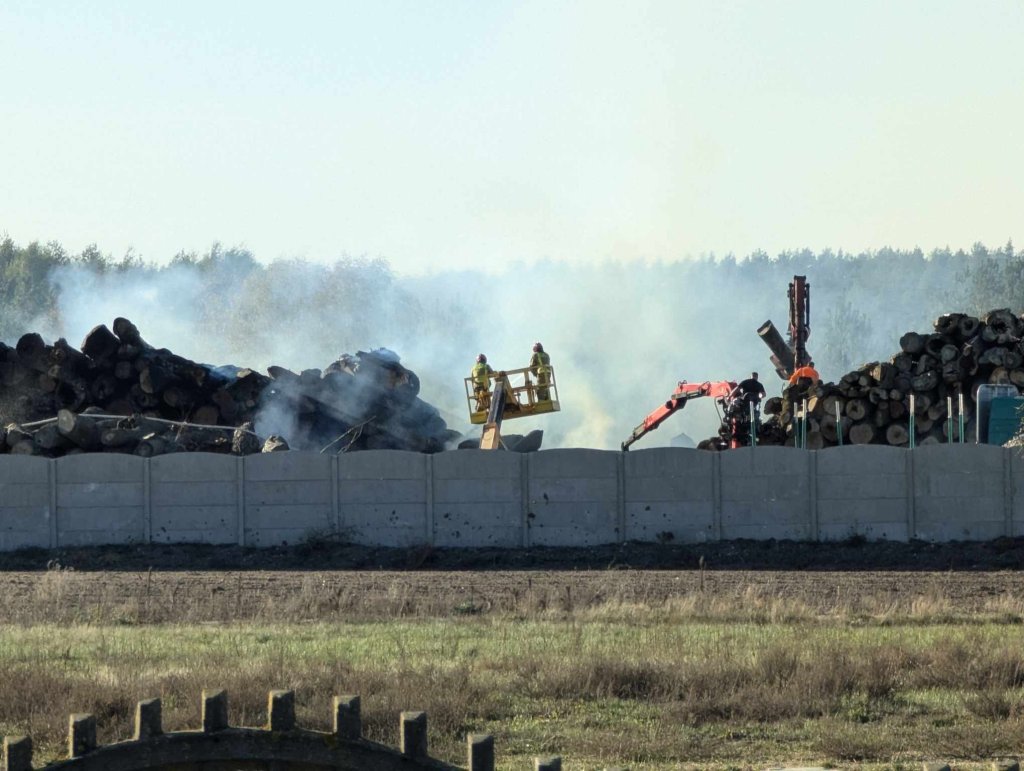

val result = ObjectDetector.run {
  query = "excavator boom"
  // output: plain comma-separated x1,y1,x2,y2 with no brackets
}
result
621,380,737,451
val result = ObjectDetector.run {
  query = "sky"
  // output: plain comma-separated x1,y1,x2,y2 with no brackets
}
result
1,1,1022,273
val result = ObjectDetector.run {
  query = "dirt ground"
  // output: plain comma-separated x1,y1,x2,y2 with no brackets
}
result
2,538,1023,621
3,536,1024,572
3,565,1023,608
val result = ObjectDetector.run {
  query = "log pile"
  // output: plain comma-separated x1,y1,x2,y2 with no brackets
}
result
758,309,1024,448
0,319,458,457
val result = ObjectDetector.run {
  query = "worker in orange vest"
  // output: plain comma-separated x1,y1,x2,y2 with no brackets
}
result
788,361,820,386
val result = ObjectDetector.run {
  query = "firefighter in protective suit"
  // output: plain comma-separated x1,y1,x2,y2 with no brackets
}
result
471,354,494,411
529,342,552,401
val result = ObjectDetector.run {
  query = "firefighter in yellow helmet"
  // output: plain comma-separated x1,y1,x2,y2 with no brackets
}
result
471,353,494,412
529,342,552,401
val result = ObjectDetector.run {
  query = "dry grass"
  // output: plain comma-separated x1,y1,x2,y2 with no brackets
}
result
3,567,1024,769
8,564,1024,627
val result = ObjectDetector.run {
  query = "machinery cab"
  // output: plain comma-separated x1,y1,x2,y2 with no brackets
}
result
464,365,561,425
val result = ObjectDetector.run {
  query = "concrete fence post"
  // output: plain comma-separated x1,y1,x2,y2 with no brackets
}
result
616,451,626,543
711,452,723,541
202,689,229,732
467,733,495,771
267,690,295,731
236,458,246,546
521,453,530,548
331,454,340,535
906,450,917,540
2,736,33,771
1004,447,1014,538
333,695,361,740
400,711,428,758
809,450,819,541
48,460,58,548
68,714,96,758
143,460,152,544
425,454,435,546
134,698,162,740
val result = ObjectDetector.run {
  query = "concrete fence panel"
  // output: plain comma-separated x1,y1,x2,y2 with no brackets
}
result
529,449,620,546
623,448,714,543
432,451,523,547
913,444,1007,541
1011,448,1024,537
0,456,51,550
243,452,333,546
720,447,812,540
150,453,239,544
816,445,910,541
56,454,146,546
339,451,429,546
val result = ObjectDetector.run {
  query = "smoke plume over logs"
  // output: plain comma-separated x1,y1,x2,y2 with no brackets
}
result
0,319,458,457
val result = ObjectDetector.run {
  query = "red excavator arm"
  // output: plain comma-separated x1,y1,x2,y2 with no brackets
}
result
621,380,737,451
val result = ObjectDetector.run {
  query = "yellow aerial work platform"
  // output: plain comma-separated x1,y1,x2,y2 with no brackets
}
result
464,365,561,449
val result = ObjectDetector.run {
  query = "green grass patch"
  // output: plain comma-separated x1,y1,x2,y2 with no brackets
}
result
2,619,1024,769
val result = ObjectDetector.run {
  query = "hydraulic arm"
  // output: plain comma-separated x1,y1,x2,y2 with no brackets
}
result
621,381,736,451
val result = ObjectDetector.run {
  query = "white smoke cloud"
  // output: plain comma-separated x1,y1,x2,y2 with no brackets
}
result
29,250,963,450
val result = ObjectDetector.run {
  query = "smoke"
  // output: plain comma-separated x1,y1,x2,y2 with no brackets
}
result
24,247,973,450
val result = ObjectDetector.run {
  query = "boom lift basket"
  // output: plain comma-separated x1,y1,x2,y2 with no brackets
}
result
464,365,560,425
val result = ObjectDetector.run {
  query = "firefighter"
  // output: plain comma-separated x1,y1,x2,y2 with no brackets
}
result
471,354,494,411
529,342,552,400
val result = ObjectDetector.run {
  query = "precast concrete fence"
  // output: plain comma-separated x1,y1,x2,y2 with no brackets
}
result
1,445,1022,551
1,689,549,771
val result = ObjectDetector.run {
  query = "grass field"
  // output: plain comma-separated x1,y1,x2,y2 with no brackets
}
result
2,568,1024,769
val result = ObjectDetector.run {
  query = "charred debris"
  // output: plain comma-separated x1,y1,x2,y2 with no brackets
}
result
0,318,459,457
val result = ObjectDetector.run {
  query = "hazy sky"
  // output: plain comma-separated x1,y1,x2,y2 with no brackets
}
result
2,1,1021,273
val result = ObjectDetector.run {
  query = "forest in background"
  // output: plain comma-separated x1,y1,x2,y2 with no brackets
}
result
0,234,1018,447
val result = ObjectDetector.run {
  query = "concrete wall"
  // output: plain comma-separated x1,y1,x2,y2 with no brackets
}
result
56,455,145,546
720,447,812,540
339,450,428,547
0,455,51,550
0,445,1022,550
244,453,333,546
913,444,1008,541
151,454,239,544
623,448,714,543
529,450,619,546
816,445,910,542
432,451,522,547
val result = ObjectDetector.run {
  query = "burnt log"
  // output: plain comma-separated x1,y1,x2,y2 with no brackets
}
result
33,423,70,452
934,313,964,336
900,332,925,355
886,424,909,446
56,409,100,450
912,371,939,391
846,399,869,421
262,435,290,453
958,315,981,340
112,317,151,348
81,324,121,362
849,423,876,445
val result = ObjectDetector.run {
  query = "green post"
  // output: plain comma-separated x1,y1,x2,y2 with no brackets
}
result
909,393,916,449
802,398,809,449
958,392,966,444
750,401,757,448
836,410,842,446
946,396,954,444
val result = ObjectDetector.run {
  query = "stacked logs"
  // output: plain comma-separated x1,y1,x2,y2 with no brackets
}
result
0,319,457,457
759,309,1024,448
